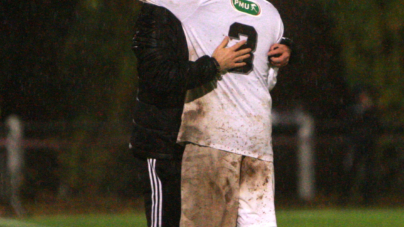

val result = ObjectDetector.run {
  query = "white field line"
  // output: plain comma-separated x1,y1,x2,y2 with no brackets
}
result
0,218,48,227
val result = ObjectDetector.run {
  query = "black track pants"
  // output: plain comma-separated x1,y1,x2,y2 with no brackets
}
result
134,156,182,227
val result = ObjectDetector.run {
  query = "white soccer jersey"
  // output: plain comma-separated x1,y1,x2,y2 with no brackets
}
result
144,0,284,161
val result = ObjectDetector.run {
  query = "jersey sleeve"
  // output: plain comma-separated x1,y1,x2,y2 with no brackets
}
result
140,0,202,21
267,20,283,91
276,20,284,44
267,67,278,91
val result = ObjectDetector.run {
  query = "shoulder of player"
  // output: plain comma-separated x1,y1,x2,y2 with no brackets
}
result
261,0,279,9
260,0,281,16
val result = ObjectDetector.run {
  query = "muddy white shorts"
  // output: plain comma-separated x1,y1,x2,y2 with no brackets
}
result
237,157,276,227
180,143,277,227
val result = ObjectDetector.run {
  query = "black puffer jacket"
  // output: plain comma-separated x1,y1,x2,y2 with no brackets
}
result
130,3,220,159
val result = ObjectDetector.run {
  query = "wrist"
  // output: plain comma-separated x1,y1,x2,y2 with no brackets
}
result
280,37,293,49
211,57,223,80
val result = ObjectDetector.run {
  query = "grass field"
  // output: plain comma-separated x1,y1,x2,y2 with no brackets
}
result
277,209,404,227
2,208,401,227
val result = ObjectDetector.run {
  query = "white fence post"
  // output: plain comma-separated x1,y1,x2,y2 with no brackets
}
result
5,115,26,216
295,109,315,201
273,108,315,201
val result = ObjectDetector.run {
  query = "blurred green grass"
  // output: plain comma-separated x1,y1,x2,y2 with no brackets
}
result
277,209,404,227
23,213,146,227
19,208,404,227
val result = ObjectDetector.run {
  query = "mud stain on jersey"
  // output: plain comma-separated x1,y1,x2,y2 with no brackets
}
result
181,100,212,143
263,176,269,186
181,126,204,142
182,100,205,122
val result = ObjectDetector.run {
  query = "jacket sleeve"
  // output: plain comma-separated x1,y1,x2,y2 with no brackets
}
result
132,3,220,94
280,37,300,65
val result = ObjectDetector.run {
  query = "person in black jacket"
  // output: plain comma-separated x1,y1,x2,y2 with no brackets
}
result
341,84,381,205
129,3,292,227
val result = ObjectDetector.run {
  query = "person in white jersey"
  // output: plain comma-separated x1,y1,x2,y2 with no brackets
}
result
141,0,290,226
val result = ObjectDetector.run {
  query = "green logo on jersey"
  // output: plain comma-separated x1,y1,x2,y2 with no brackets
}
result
232,0,261,16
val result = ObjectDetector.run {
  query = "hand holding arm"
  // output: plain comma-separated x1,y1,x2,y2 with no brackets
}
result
268,43,291,67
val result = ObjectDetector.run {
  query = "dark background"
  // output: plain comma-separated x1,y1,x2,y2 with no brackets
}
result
0,0,351,121
1,0,404,205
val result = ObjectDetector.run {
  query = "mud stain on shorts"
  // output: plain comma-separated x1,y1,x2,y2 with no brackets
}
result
240,157,273,196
